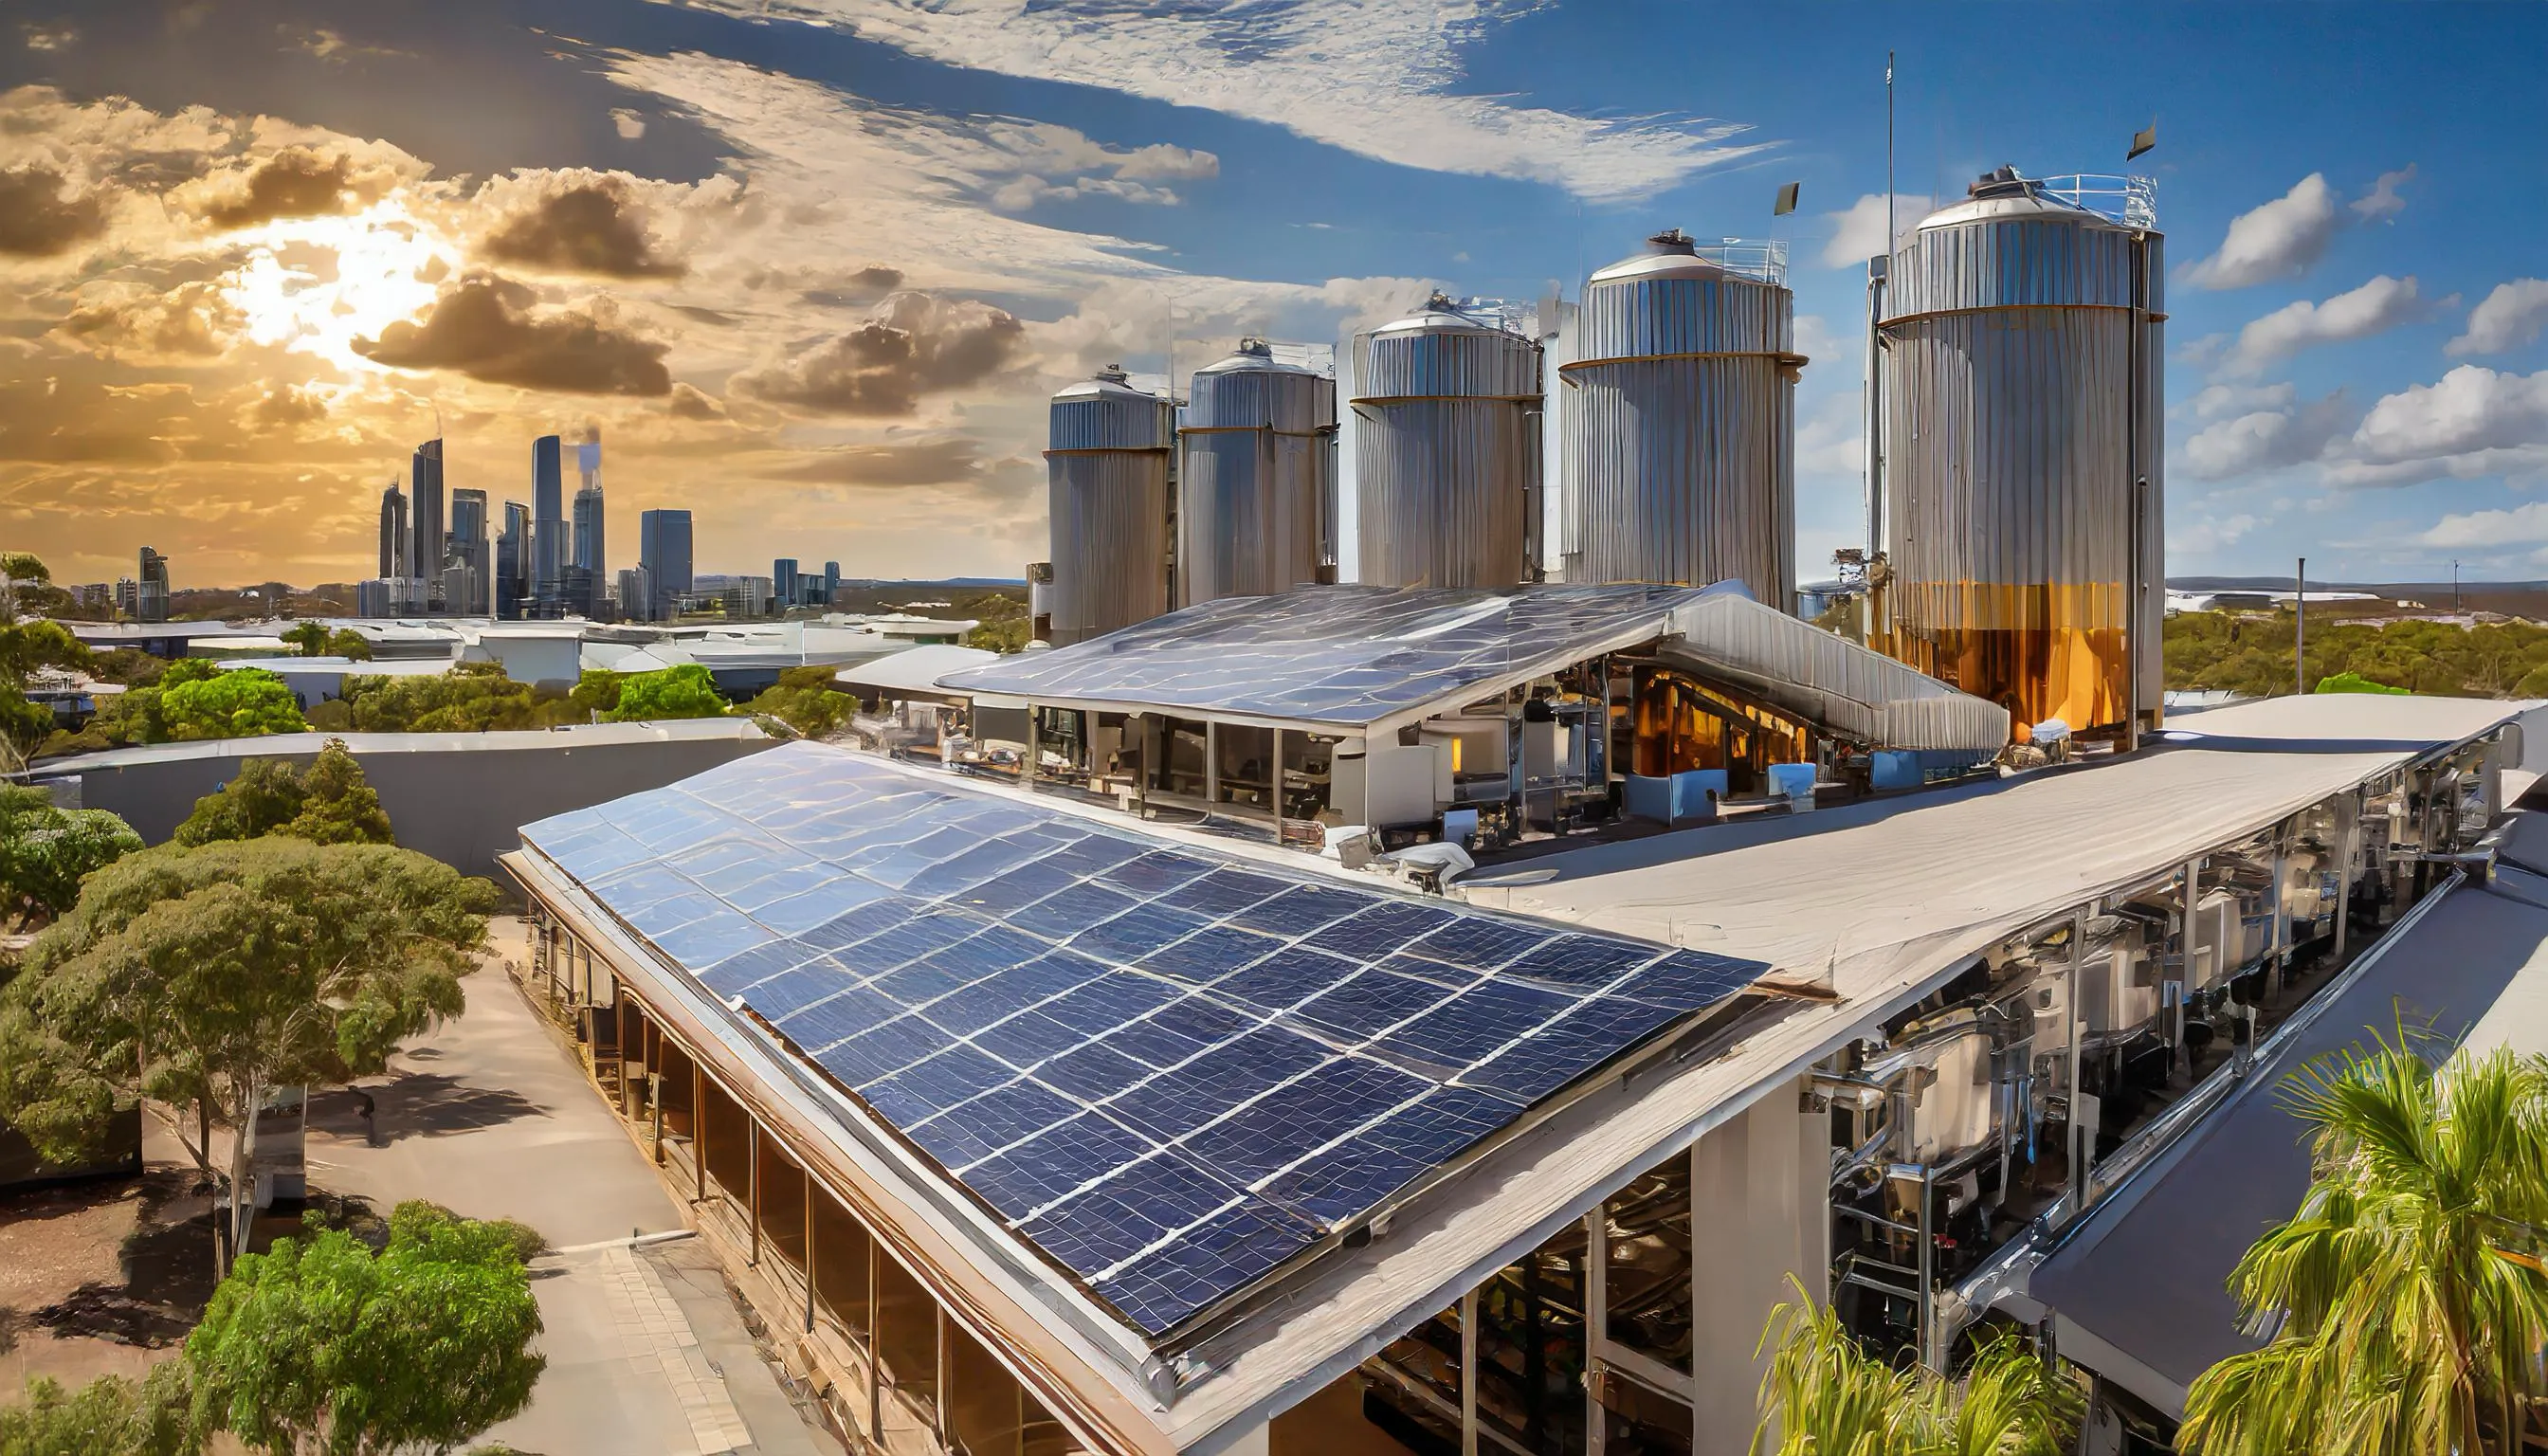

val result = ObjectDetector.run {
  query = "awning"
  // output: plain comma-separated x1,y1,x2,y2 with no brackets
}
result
1654,589,2011,752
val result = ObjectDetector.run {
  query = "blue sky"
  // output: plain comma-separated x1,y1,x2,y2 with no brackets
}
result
4,0,2542,586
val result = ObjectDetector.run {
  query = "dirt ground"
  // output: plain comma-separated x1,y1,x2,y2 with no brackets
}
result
0,1162,219,1392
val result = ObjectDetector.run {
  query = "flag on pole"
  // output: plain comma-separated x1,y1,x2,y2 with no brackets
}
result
1774,182,1801,216
2128,122,2157,160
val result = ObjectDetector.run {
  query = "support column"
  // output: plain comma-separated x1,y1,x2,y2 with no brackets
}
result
693,1064,706,1204
1459,1288,1479,1456
749,1119,762,1266
2066,905,2092,1215
1205,721,1220,806
804,1174,816,1335
1271,727,1287,844
650,1073,664,1165
2266,822,2290,1000
1584,1210,1607,1456
1024,704,1040,789
867,1242,883,1440
2334,793,2359,961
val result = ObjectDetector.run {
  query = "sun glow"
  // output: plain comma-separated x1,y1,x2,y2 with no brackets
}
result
220,196,448,371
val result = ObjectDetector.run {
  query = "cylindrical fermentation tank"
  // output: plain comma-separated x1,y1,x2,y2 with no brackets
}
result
1179,338,1337,605
1353,293,1543,590
1561,229,1802,607
1046,366,1174,646
1876,167,2164,739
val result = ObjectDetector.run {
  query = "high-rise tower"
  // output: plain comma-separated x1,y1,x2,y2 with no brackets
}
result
409,439,445,610
532,434,564,617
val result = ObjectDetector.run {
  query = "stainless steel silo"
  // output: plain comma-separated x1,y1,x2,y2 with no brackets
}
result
1560,229,1803,607
1874,168,2164,741
1046,366,1174,646
1353,294,1543,589
1178,338,1337,605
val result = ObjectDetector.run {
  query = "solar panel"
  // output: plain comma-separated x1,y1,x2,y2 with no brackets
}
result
937,583,1706,730
521,744,1769,1338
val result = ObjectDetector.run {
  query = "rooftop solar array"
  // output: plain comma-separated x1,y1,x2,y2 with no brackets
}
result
938,583,1705,730
521,745,1764,1338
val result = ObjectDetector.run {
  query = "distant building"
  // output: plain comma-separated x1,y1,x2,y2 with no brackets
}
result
617,565,659,622
497,501,530,620
824,560,841,607
134,547,170,623
639,509,693,618
356,576,429,617
573,440,607,618
448,488,490,615
719,575,773,620
409,440,445,611
377,482,408,579
532,435,565,618
773,557,799,611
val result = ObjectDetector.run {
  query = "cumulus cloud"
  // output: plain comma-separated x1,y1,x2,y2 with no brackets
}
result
2187,381,2295,422
244,383,329,431
2352,365,2548,465
2418,500,2548,550
667,0,1768,203
184,145,369,228
21,24,75,51
56,281,246,361
2184,391,2352,480
481,177,685,278
1818,191,1929,268
353,275,673,394
2448,279,2548,357
735,292,1023,416
0,164,108,256
2352,164,2415,222
803,266,906,308
610,108,646,140
2226,275,2426,374
665,381,726,419
2184,173,2341,290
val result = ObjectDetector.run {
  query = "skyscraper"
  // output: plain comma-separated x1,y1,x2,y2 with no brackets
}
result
773,558,799,612
409,439,445,610
572,438,606,617
639,508,693,619
823,560,841,607
448,488,490,615
532,435,564,617
377,482,407,578
135,546,171,624
497,501,529,620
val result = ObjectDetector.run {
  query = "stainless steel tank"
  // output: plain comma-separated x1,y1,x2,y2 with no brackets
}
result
1876,168,2164,739
1178,338,1336,605
1561,229,1802,607
1352,294,1542,589
1046,366,1174,646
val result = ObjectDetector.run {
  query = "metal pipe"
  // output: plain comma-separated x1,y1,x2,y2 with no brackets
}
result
2296,556,2307,696
2335,793,2357,962
2066,905,2089,1214
1914,1164,1935,1371
2125,226,2147,754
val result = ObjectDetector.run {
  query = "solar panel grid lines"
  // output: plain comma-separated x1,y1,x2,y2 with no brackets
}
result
519,744,1770,1338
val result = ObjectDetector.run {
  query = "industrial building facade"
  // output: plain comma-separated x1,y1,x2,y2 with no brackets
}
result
507,693,2529,1456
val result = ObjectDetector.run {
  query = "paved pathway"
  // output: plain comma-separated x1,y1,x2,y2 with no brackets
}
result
305,937,830,1456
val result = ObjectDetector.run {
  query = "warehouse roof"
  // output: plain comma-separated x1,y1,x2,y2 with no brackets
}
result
27,718,772,774
940,583,1705,733
2023,846,2548,1417
518,745,1764,1338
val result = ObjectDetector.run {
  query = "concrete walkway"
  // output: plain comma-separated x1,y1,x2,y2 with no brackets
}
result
305,944,831,1456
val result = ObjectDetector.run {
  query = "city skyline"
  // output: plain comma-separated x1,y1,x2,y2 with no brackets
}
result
3,2,2544,588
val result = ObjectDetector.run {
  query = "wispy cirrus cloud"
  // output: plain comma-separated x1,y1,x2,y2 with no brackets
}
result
674,0,1768,202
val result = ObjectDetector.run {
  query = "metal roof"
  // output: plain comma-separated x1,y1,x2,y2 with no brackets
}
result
834,644,1002,699
1655,587,2009,751
939,583,1706,733
519,745,1763,1340
2022,848,2548,1417
27,719,772,774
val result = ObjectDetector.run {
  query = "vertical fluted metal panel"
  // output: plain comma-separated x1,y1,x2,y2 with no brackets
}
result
1564,272,1796,605
1178,365,1336,605
1879,207,2163,735
1352,318,1542,590
1047,386,1174,646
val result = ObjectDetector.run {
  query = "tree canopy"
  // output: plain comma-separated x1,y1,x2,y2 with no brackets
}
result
173,739,392,847
0,610,91,764
609,663,728,721
0,837,492,1267
158,667,307,740
0,784,142,931
2179,1041,2548,1455
281,622,328,658
742,663,849,737
186,1202,545,1456
0,1365,193,1456
324,628,373,662
2166,610,2548,700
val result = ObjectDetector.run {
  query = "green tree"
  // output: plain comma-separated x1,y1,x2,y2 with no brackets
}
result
2179,1042,2548,1456
741,663,849,737
566,669,623,720
1752,1279,2082,1455
280,623,328,658
173,740,392,847
322,628,373,662
608,664,727,721
0,1364,195,1456
159,668,307,740
186,1201,543,1456
0,784,143,930
331,665,537,734
0,838,492,1271
0,615,91,767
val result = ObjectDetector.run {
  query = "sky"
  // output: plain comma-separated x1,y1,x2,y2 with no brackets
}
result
3,1,2544,591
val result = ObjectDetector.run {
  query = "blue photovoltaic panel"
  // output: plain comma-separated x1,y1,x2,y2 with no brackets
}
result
937,583,1705,730
520,744,1769,1337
